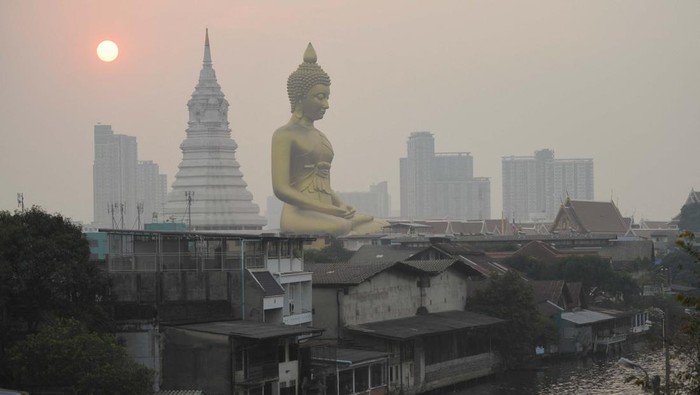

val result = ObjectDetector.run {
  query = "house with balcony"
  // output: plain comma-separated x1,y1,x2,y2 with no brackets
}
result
162,320,322,395
94,228,316,394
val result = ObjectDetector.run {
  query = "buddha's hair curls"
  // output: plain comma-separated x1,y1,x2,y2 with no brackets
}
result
287,43,331,112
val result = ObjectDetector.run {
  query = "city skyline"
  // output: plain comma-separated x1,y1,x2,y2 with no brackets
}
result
2,1,699,224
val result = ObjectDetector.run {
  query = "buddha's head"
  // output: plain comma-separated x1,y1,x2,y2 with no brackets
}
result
287,43,331,120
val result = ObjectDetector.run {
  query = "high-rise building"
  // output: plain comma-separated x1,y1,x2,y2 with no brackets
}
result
93,125,168,229
93,124,138,229
337,181,391,218
502,149,593,222
502,149,553,222
162,30,266,230
400,132,490,220
544,159,594,219
137,160,168,225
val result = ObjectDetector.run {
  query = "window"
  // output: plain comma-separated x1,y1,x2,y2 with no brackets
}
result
279,344,286,363
354,366,369,392
289,343,298,361
339,370,353,395
370,363,385,388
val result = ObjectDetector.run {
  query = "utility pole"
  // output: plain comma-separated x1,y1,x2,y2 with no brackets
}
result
16,193,24,211
119,203,125,229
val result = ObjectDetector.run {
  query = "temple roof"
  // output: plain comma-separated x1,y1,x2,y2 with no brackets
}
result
550,198,628,235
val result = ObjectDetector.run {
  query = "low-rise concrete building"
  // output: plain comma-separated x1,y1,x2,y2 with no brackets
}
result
98,228,316,394
307,260,502,393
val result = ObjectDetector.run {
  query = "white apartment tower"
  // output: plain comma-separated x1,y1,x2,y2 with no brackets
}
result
502,149,593,222
162,30,266,230
93,125,168,229
400,132,491,220
93,124,138,229
137,161,168,225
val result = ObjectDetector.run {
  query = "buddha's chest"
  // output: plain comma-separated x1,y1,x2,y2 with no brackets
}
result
293,132,334,163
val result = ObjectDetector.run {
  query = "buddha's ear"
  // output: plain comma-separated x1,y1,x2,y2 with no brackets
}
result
293,100,304,119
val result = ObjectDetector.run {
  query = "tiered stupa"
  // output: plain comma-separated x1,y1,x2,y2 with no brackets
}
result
163,30,266,230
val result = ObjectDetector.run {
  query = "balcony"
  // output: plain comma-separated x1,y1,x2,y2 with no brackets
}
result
283,311,312,326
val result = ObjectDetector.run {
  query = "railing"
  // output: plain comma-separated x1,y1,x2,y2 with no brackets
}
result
107,252,263,272
594,333,627,345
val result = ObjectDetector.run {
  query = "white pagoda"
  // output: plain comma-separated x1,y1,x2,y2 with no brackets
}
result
163,30,266,230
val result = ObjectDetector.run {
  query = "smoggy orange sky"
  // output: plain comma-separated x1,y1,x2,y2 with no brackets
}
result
1,0,699,224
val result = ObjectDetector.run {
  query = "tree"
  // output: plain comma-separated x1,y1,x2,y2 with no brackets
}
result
0,208,112,383
303,237,354,263
0,207,111,331
466,271,557,368
9,318,153,395
679,203,700,232
671,231,700,394
505,254,641,307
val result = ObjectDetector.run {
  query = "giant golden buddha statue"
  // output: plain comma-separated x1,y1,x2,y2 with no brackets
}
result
271,43,388,236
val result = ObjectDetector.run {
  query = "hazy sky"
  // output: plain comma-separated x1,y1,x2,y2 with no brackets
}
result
1,1,699,224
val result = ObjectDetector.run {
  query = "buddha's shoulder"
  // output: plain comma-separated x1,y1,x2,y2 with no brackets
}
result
273,123,312,140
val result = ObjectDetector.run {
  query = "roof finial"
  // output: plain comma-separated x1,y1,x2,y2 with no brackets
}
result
303,42,317,64
203,28,212,65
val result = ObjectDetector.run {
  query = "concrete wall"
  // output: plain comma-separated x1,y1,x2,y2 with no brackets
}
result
117,322,161,392
422,267,469,313
343,269,421,326
312,288,341,339
421,353,498,393
161,327,231,395
109,270,265,322
599,239,654,263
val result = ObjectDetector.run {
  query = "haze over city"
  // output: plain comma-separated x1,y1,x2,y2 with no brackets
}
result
1,1,699,224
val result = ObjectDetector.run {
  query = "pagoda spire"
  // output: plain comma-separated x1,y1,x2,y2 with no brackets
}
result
203,28,212,65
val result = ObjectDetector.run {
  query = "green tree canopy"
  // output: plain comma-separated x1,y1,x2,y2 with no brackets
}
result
504,254,641,307
669,231,700,393
303,237,354,263
0,207,111,334
466,271,557,367
9,318,153,395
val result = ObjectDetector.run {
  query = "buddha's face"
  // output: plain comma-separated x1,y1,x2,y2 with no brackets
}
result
299,84,330,121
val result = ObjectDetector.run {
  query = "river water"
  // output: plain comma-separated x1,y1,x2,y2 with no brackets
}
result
454,344,669,394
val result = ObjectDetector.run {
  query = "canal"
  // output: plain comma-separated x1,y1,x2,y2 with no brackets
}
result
453,344,670,394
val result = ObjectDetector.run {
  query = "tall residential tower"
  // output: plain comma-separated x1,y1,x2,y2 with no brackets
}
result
400,132,490,220
502,149,593,222
93,125,167,229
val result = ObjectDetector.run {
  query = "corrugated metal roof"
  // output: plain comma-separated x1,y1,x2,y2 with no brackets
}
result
348,245,422,264
156,391,205,395
251,271,285,296
172,320,323,339
560,309,615,325
348,310,504,340
306,262,394,285
399,259,459,274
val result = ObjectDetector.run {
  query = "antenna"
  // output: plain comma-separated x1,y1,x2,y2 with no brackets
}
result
136,202,144,229
17,193,24,211
120,203,125,229
185,191,195,229
108,203,118,228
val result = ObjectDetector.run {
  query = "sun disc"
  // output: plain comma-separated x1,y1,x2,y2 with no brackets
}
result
97,40,119,62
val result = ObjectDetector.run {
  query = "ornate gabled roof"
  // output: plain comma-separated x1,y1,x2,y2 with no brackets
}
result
686,188,700,205
550,198,628,235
